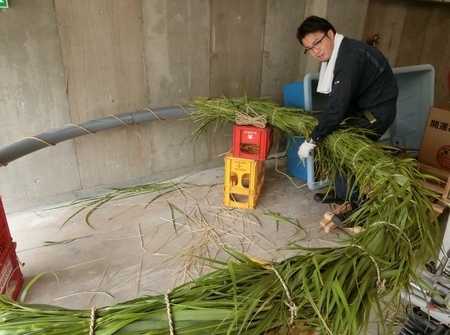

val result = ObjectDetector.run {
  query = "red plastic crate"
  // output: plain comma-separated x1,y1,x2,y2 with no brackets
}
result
0,242,23,300
0,197,9,233
0,197,23,300
233,125,273,161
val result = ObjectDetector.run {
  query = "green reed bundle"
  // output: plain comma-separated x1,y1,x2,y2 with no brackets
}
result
188,95,318,141
0,96,444,334
0,214,437,335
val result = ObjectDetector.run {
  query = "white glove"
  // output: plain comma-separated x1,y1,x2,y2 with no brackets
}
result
297,140,316,159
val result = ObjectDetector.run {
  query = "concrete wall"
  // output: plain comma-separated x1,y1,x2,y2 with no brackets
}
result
0,0,368,214
364,0,450,105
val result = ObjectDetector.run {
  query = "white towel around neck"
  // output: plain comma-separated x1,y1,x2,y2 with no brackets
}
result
316,33,344,94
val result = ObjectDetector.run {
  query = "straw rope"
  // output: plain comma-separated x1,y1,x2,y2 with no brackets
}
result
333,133,346,153
235,111,267,128
20,136,55,146
352,144,371,169
215,99,221,117
64,124,96,134
165,292,175,335
143,108,164,121
269,266,297,326
178,104,192,116
297,116,309,133
373,221,412,252
89,307,96,335
352,244,386,293
371,162,384,173
273,155,307,189
107,114,133,126
271,107,281,127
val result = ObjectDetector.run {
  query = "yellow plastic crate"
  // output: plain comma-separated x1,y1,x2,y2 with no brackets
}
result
223,149,265,209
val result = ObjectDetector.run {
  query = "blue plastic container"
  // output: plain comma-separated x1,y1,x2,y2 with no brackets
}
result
285,135,308,181
283,81,304,108
283,79,329,189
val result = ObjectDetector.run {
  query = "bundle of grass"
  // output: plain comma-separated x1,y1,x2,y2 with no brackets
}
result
187,95,444,327
0,96,444,334
0,219,439,334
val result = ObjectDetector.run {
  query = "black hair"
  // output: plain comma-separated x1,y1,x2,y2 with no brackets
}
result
296,16,336,45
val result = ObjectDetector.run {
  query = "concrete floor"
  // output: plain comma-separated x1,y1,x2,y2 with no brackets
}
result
5,158,384,333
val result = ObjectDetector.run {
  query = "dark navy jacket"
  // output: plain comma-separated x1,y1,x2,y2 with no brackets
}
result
310,37,399,142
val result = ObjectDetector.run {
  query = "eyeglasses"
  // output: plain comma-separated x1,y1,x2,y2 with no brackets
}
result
303,33,327,55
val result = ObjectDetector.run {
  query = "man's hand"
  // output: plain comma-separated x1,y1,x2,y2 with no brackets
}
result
297,140,316,159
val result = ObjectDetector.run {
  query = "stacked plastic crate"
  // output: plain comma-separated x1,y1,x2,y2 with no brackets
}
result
0,197,23,300
223,124,273,209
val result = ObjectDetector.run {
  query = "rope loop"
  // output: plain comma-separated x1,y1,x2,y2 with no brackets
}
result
352,144,371,169
352,244,386,293
269,266,297,326
271,107,281,126
165,292,175,335
89,307,96,335
333,133,346,153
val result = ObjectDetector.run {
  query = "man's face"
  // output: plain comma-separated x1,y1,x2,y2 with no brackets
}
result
301,30,334,62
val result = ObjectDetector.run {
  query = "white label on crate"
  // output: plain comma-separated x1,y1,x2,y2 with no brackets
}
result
0,258,13,293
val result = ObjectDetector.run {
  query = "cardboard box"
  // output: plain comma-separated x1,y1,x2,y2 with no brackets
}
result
418,104,450,171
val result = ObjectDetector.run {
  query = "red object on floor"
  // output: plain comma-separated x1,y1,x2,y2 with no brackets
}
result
232,125,273,161
0,197,24,301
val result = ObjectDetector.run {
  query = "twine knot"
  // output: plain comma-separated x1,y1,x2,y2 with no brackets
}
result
269,266,298,327
235,111,267,128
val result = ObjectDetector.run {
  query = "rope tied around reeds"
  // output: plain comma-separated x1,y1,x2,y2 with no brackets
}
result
215,99,221,117
373,221,412,251
333,133,346,153
297,116,310,133
371,162,384,173
271,108,281,128
352,143,371,169
165,292,175,335
351,244,386,294
89,307,96,335
269,266,297,326
235,111,267,128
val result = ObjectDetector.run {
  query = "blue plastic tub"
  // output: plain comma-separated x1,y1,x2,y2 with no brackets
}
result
283,81,304,108
285,135,330,190
286,135,308,181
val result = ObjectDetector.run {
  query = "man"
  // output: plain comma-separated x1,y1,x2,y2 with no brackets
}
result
296,16,398,213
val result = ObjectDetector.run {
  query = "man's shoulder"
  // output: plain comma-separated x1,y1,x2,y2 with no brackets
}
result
342,37,370,49
339,37,385,60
